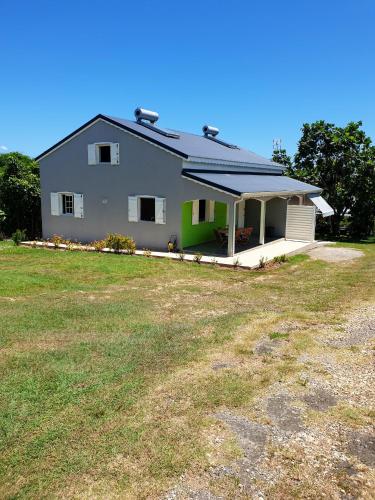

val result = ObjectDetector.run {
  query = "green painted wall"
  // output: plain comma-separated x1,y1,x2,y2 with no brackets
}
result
181,201,227,248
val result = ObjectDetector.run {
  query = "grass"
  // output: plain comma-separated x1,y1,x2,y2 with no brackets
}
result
0,240,374,498
269,331,289,340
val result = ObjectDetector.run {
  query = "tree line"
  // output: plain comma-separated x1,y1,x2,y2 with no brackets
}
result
0,153,41,238
0,119,374,240
272,120,375,239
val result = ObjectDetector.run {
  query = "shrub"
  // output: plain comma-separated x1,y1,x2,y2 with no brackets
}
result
167,241,175,252
0,209,6,225
50,234,67,248
143,248,152,257
193,252,203,264
233,257,241,268
105,233,136,254
273,254,288,264
178,251,185,261
258,256,266,269
0,231,6,241
12,229,26,246
92,239,106,252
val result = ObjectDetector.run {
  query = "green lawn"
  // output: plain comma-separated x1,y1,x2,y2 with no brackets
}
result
0,241,374,498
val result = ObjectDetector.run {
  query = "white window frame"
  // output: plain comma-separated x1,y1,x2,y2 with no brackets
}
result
97,143,112,164
88,142,120,165
61,192,74,216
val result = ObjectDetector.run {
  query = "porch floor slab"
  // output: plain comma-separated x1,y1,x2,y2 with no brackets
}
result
183,236,280,257
137,238,318,268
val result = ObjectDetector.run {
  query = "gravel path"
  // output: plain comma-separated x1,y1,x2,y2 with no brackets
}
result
307,246,364,262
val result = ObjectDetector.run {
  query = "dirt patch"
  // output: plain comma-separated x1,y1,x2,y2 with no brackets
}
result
302,387,337,411
307,246,364,262
211,362,236,371
215,412,269,464
346,430,375,467
254,339,281,355
266,393,305,433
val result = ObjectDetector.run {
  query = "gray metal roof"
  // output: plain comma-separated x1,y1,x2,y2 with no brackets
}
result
104,115,283,169
182,171,321,197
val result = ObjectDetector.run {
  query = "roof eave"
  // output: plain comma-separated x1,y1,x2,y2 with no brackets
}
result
241,188,322,199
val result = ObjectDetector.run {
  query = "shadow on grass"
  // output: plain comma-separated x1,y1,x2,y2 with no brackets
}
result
316,235,375,245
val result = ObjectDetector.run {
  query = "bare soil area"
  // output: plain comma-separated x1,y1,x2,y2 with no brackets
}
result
307,246,364,262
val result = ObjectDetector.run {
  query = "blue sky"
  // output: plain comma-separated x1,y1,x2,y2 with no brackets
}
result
1,0,374,159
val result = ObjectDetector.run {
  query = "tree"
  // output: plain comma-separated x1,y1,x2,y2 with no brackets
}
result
0,153,41,238
348,145,375,238
284,120,375,237
271,148,292,168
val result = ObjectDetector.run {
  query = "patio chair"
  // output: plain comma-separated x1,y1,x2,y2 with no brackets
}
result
214,229,227,247
241,227,254,242
235,228,244,243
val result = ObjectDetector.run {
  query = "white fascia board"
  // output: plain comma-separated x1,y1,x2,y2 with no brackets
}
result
242,189,322,199
37,118,184,162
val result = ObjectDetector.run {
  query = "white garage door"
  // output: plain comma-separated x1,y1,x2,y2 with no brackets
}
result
285,205,316,241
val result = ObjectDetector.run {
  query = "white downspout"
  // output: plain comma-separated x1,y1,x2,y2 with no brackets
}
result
259,199,267,245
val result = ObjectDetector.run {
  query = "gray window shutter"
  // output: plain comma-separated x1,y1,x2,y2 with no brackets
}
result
155,197,166,224
50,192,60,216
110,143,120,165
74,193,84,218
128,196,138,222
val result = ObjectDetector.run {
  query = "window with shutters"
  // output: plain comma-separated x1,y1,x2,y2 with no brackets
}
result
128,196,166,224
62,194,74,215
50,192,84,218
192,200,214,224
88,143,119,165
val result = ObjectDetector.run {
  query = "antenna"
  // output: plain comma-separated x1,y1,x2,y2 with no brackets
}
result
272,138,282,152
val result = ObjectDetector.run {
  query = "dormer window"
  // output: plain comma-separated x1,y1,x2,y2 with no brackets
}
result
88,143,120,165
99,145,111,163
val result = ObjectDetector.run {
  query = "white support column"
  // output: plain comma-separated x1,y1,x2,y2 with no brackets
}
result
259,199,267,245
227,201,237,257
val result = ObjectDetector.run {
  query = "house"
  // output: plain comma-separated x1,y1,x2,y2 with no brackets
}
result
36,108,333,257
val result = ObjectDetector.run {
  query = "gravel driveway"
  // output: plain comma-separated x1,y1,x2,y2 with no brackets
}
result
166,303,375,499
